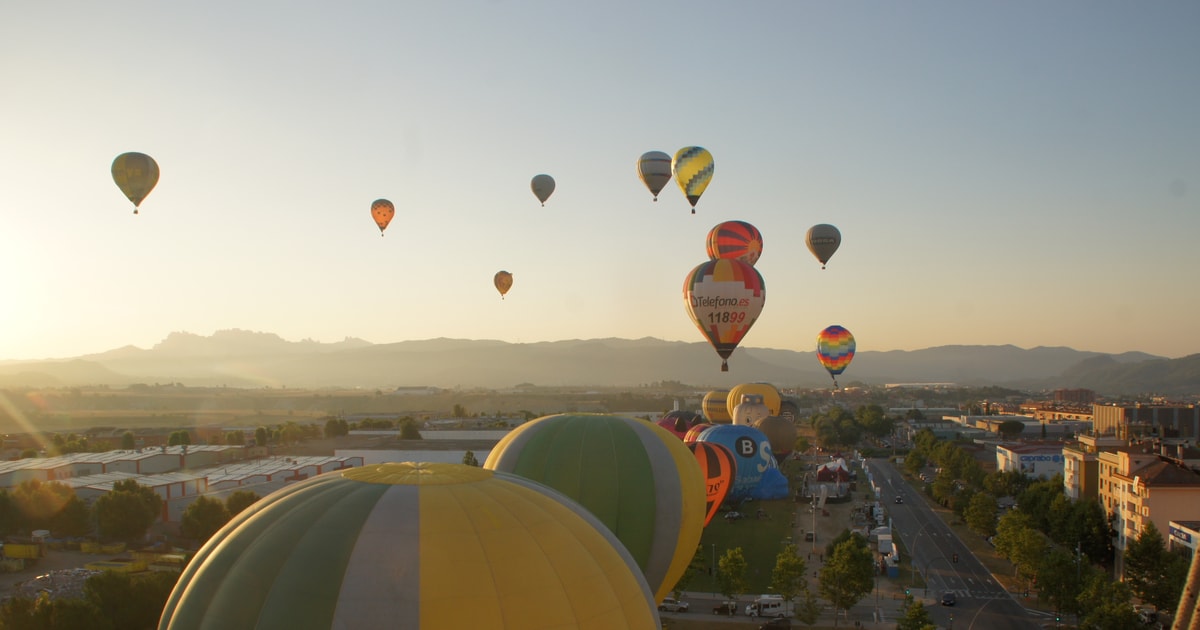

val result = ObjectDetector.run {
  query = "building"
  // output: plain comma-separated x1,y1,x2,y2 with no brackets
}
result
1168,520,1200,559
1098,446,1200,574
995,443,1064,480
1093,403,1200,440
1062,434,1127,501
1054,389,1096,404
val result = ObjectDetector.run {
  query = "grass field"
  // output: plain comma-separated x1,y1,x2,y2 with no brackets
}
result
686,497,799,595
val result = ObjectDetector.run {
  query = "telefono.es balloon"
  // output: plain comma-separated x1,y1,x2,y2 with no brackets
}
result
683,258,765,371
111,152,159,214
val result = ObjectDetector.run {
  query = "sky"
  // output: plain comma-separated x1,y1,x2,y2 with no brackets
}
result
1,2,1197,362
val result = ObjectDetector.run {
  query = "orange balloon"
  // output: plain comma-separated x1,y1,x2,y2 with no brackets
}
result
370,199,394,235
688,441,735,527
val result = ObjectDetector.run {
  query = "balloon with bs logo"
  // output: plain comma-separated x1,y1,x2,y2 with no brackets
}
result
695,424,789,500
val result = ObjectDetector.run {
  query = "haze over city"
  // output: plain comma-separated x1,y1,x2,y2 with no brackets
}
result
2,2,1197,362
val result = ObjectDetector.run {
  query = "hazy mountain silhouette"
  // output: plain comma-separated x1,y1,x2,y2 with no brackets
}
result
0,329,1186,395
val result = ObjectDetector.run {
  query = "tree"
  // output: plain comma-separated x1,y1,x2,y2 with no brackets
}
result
818,537,874,620
1077,571,1138,630
1123,521,1189,612
964,492,998,538
120,432,136,450
254,426,269,447
49,494,91,538
224,431,245,446
168,430,191,446
452,404,467,417
716,547,748,603
83,570,177,630
462,450,480,467
324,417,349,438
94,480,161,544
770,543,807,605
672,545,705,599
180,496,230,545
225,490,260,517
10,480,80,533
399,418,422,440
1036,546,1086,617
896,600,936,630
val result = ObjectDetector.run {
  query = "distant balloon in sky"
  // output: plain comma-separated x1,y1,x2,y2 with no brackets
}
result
637,151,673,201
158,463,661,629
683,258,765,372
370,199,394,236
672,146,713,214
111,152,159,214
494,271,513,299
706,220,763,266
816,324,856,388
805,224,841,269
531,174,555,206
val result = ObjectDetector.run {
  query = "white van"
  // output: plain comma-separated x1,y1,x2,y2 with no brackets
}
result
745,595,792,618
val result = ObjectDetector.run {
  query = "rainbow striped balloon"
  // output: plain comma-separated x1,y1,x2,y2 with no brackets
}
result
816,325,856,388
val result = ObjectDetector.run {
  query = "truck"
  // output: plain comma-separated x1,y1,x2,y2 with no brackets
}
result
745,595,793,618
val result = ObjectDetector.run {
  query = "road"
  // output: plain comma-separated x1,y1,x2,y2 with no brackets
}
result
864,459,1046,630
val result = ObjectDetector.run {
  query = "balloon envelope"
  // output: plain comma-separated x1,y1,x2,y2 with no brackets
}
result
672,146,713,213
683,422,714,445
726,382,782,418
159,463,660,630
805,224,842,269
111,152,159,213
706,220,763,266
695,424,788,500
637,151,673,200
531,174,556,205
484,414,705,604
370,199,394,235
731,394,770,427
701,390,731,423
494,271,513,298
817,325,856,385
754,415,797,461
683,258,765,372
688,441,736,527
657,410,703,440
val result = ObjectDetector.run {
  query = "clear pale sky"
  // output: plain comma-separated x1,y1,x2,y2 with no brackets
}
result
1,2,1197,361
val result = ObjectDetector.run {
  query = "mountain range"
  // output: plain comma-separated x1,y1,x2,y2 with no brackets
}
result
0,329,1196,396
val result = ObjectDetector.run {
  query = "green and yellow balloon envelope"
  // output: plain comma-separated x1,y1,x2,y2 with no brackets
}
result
484,414,705,603
158,462,659,630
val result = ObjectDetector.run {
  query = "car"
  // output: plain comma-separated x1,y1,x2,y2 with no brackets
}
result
941,592,956,606
712,601,739,616
804,531,815,542
758,617,791,629
658,597,689,613
894,496,903,504
724,511,744,522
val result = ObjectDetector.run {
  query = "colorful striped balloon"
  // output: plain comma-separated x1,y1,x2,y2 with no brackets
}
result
816,324,856,388
160,463,659,629
688,441,736,527
706,220,763,267
683,258,766,372
484,414,705,604
672,146,714,214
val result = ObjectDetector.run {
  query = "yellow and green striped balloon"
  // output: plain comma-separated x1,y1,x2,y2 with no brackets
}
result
159,462,659,630
485,413,705,604
671,146,713,214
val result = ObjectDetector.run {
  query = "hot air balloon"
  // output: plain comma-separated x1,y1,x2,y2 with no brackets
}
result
683,258,765,372
160,463,660,630
531,174,555,206
484,413,705,604
706,220,763,266
702,390,731,423
672,146,713,214
494,271,513,299
111,152,159,214
778,399,800,422
805,224,841,269
754,415,797,462
726,382,782,418
695,424,789,501
683,422,714,445
370,199,394,236
688,441,736,527
657,410,703,440
637,151,673,201
731,394,770,427
816,324,856,388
